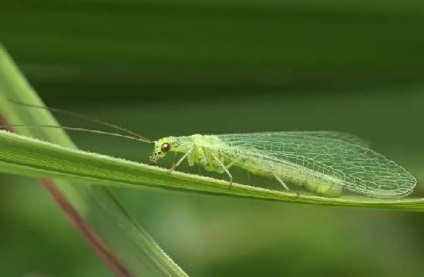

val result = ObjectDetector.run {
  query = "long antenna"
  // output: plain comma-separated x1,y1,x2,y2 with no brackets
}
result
2,124,153,144
8,99,152,143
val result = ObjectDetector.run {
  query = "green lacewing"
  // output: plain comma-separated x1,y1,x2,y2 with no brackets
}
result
149,132,416,198
7,100,417,199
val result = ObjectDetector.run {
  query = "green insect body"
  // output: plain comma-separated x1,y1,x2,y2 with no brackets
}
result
150,135,231,174
149,132,416,198
238,156,343,197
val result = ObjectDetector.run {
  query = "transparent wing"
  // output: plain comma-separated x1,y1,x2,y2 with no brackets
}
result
288,131,370,148
216,132,416,198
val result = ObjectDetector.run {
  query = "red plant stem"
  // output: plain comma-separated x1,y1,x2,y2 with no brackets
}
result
0,115,131,277
41,178,130,277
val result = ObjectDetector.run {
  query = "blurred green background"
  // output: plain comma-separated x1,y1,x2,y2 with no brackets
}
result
1,0,424,276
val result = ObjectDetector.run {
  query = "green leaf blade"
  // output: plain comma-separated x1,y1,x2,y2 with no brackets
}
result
0,129,423,212
0,44,188,277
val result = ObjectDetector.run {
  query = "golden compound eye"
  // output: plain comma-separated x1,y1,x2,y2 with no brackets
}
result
160,142,171,153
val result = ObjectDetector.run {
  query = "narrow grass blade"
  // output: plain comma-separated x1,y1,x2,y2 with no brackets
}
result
0,44,188,277
0,129,423,211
